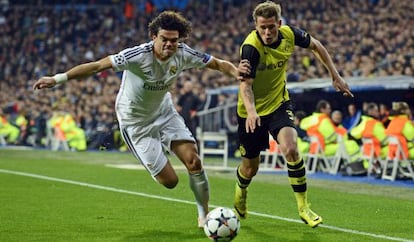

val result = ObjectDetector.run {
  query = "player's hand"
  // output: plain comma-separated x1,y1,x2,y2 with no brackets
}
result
332,76,354,98
237,59,251,81
245,112,260,133
33,76,57,90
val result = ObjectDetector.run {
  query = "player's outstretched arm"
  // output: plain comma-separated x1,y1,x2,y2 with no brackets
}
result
33,56,113,90
206,57,250,81
308,37,354,98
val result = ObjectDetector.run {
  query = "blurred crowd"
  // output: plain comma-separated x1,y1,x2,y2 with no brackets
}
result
0,0,413,151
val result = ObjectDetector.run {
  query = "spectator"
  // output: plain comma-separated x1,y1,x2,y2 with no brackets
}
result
331,110,344,127
379,103,391,127
350,102,388,174
48,110,87,151
0,0,413,151
176,80,202,139
342,103,361,130
300,100,360,168
294,110,309,154
0,109,20,144
385,102,414,160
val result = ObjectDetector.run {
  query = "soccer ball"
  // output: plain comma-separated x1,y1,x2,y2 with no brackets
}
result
203,207,240,241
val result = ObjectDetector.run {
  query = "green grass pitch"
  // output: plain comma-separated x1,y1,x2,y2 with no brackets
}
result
0,149,413,242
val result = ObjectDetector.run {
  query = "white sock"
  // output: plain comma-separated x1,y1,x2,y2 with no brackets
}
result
189,170,210,218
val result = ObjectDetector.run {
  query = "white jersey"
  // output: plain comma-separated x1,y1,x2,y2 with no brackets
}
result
110,41,212,125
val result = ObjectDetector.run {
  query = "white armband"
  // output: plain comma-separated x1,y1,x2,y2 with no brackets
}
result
53,73,68,84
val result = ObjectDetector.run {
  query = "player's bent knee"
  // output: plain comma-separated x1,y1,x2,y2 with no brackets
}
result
244,167,258,178
281,144,299,161
155,167,179,189
185,156,203,172
163,181,178,189
160,177,179,189
240,163,258,178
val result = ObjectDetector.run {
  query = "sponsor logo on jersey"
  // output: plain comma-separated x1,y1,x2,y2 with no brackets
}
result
143,81,172,91
257,59,287,71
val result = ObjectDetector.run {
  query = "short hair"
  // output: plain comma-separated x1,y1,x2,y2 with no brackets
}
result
252,1,282,22
148,11,192,39
331,110,342,118
391,101,410,115
316,100,330,112
364,102,378,115
295,110,306,120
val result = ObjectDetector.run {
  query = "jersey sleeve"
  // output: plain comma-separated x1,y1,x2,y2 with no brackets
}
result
241,44,260,78
288,25,311,48
109,44,150,71
181,43,212,69
109,48,132,72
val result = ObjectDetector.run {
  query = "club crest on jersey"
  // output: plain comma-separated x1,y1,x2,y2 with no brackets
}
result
239,145,246,156
169,66,177,75
284,42,292,51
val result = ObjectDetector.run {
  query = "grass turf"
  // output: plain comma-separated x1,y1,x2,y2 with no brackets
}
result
0,149,413,242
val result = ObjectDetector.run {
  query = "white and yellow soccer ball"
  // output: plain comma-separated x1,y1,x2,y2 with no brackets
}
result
203,207,240,241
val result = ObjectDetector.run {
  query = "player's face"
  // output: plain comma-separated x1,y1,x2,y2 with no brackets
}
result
153,29,179,61
255,16,281,45
370,106,380,119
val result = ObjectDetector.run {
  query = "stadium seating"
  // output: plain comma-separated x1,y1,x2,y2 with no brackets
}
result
305,136,332,174
197,127,228,168
382,136,414,181
45,123,69,151
361,138,383,176
260,134,285,171
0,135,6,146
305,135,351,174
1,1,413,183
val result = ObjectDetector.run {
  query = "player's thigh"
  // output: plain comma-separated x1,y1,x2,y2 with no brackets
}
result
121,126,169,179
237,115,269,159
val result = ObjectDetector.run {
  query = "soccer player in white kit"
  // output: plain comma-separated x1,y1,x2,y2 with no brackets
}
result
33,11,249,228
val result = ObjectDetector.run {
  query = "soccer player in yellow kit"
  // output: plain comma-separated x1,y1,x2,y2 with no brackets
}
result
233,1,353,228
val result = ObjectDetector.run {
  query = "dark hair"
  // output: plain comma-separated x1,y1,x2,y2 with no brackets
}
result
295,110,306,120
148,11,192,39
316,100,330,112
364,102,378,115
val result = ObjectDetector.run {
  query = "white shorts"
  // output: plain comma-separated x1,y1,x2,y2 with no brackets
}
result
117,104,195,178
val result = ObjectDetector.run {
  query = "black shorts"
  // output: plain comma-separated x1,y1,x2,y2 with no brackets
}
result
237,101,295,159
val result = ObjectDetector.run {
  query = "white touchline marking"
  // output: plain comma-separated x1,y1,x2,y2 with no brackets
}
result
0,168,412,242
